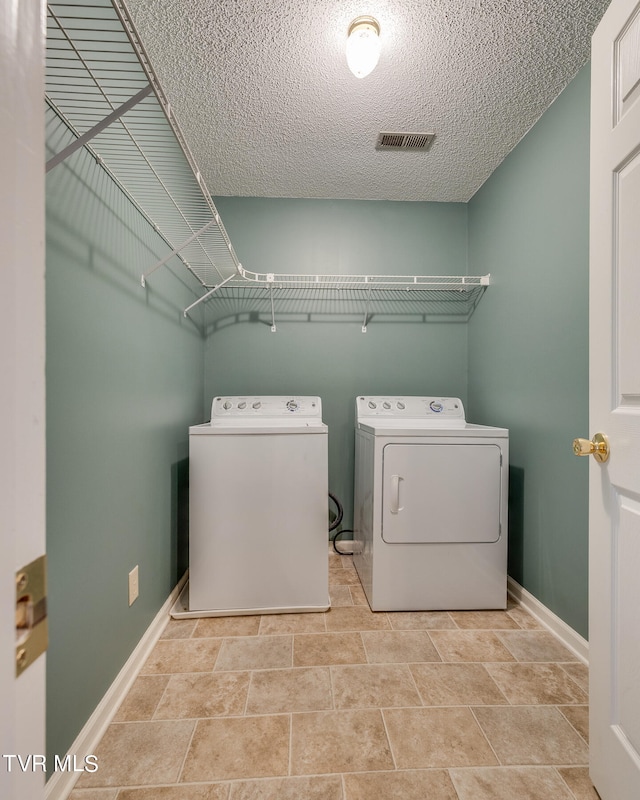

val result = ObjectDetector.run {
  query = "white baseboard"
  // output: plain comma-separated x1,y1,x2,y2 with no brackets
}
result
331,537,356,554
507,577,589,665
45,573,188,800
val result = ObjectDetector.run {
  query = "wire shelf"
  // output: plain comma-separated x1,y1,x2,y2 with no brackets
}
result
202,284,487,330
45,1,491,325
46,0,241,290
236,270,489,290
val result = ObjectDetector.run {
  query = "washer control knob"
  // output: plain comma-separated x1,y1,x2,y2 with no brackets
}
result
252,401,262,410
368,401,377,409
397,401,406,410
383,401,391,409
286,400,299,412
237,401,247,409
223,401,232,410
429,401,444,413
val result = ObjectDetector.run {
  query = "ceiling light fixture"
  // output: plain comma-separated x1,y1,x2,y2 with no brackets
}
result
346,16,381,79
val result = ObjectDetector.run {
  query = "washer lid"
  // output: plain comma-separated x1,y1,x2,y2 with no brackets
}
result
190,420,327,435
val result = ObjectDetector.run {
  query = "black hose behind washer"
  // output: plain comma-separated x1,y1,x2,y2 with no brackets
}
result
328,492,353,555
328,491,343,532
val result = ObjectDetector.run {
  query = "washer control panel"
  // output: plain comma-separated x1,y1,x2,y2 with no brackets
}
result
356,396,465,421
211,396,322,420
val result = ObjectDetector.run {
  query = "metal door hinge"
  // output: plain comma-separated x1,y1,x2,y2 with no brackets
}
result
16,555,48,677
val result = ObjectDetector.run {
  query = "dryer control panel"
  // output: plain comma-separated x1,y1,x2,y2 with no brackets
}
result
211,395,322,420
356,396,465,421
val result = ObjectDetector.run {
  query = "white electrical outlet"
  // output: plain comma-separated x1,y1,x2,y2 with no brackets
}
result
128,565,139,606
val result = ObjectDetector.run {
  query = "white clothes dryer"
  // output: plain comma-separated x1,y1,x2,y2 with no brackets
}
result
176,396,329,617
353,396,508,611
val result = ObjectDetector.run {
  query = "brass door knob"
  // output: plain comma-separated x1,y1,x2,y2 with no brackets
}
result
572,433,610,463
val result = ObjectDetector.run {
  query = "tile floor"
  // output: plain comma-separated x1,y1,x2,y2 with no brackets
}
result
69,551,599,800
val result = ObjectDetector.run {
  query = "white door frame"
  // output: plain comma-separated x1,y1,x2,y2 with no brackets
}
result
0,1,47,798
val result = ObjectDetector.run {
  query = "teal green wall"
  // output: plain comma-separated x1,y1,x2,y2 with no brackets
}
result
205,199,470,526
468,66,590,637
45,144,204,764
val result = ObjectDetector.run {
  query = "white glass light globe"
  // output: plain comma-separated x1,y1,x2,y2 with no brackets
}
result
346,17,381,79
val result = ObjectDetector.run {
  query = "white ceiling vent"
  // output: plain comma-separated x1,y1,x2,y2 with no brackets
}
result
376,132,435,151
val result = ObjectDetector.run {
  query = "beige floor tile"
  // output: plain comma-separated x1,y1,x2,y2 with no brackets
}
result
559,704,589,743
214,635,292,671
293,632,367,666
349,583,368,606
450,766,575,799
75,720,195,788
343,769,458,799
387,610,456,630
497,630,580,662
246,667,332,714
449,610,520,629
328,569,362,587
193,616,261,638
362,630,442,663
331,663,422,708
154,671,250,719
383,707,498,768
557,767,602,799
258,613,326,635
181,716,290,782
329,585,354,606
560,662,589,692
229,775,343,799
113,675,170,721
329,561,355,575
141,639,222,674
160,619,198,639
485,663,588,705
291,708,394,774
507,605,543,629
328,552,343,568
325,606,390,631
473,706,589,765
79,572,597,797
410,663,508,706
117,787,229,800
429,630,516,662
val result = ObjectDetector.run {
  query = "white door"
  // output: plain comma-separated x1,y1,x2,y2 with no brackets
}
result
588,0,640,797
0,1,47,798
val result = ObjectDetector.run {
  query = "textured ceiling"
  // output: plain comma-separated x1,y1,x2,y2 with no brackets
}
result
125,0,610,202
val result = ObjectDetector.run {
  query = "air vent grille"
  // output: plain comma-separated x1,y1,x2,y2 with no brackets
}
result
376,131,435,151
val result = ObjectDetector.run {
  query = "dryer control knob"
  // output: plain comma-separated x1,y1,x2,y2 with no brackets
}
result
368,401,377,409
252,401,262,409
223,401,232,410
383,401,391,409
397,401,406,410
286,400,299,412
237,401,247,409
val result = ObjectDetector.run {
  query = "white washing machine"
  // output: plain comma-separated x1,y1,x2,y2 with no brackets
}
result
174,396,329,618
353,396,508,611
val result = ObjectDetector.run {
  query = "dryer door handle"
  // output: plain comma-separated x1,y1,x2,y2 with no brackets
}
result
390,474,404,514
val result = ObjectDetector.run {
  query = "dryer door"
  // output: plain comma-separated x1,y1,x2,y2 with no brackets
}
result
382,443,502,543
